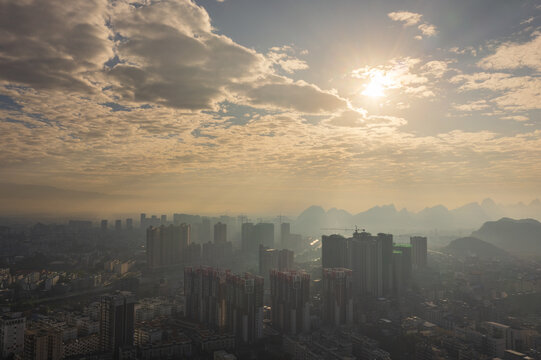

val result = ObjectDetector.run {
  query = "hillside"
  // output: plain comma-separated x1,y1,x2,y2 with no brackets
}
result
444,236,511,260
471,218,541,256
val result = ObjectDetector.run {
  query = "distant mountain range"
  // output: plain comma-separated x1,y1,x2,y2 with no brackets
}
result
292,199,541,236
443,236,512,261
471,217,541,257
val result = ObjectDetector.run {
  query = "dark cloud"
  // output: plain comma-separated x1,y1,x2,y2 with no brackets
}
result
107,0,348,112
0,0,112,92
0,0,349,114
244,82,347,114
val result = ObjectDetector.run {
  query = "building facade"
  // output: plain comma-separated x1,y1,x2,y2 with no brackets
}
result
99,292,136,359
322,268,353,327
410,236,428,269
0,312,26,358
184,267,264,345
270,270,310,335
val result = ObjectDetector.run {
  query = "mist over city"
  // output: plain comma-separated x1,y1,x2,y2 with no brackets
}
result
1,0,541,359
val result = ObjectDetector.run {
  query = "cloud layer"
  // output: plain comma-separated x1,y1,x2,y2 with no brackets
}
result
387,11,438,39
0,0,539,214
0,0,112,92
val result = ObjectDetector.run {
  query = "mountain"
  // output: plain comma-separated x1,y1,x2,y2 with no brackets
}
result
444,237,511,260
471,218,541,256
294,205,328,234
480,198,504,219
452,202,490,227
292,200,541,237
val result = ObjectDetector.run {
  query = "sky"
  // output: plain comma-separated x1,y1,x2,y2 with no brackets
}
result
0,0,540,216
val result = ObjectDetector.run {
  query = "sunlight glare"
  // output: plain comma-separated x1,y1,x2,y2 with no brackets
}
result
361,71,395,98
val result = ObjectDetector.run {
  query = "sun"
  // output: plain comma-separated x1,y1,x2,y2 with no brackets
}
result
360,70,395,98
362,76,386,97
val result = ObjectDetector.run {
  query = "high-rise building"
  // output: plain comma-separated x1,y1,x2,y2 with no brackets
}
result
226,272,264,344
140,213,146,229
214,222,227,243
0,312,25,358
391,250,404,295
160,215,167,225
322,234,349,269
322,268,353,327
241,222,255,253
278,248,294,270
179,223,191,261
99,292,135,359
254,223,274,248
393,243,412,287
377,233,394,295
350,232,383,297
115,219,122,231
202,240,233,266
24,322,63,360
270,270,310,334
141,214,160,229
146,227,161,269
173,213,202,225
410,236,428,269
259,246,294,287
184,267,264,344
201,217,211,243
126,218,133,230
100,219,108,232
190,222,201,243
187,243,202,263
280,223,291,248
146,224,191,269
184,267,229,331
324,231,393,298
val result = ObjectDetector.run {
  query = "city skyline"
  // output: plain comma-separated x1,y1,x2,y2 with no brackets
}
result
1,0,540,214
2,1,541,357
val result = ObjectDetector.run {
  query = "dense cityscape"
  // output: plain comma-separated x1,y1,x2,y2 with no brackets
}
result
1,0,540,359
1,211,541,360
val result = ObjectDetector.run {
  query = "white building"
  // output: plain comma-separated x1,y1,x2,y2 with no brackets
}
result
0,312,26,358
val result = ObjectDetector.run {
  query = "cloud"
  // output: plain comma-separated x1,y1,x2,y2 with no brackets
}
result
106,1,348,113
352,57,437,98
520,17,534,25
404,85,434,98
388,11,422,26
1,0,540,214
107,0,268,110
449,46,477,57
242,80,348,114
418,23,437,37
0,0,347,115
500,115,529,122
421,61,451,78
388,11,437,39
477,34,541,72
323,109,406,129
451,72,541,110
396,102,410,110
266,46,309,74
3,82,541,214
0,0,113,92
324,110,366,127
453,100,490,112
